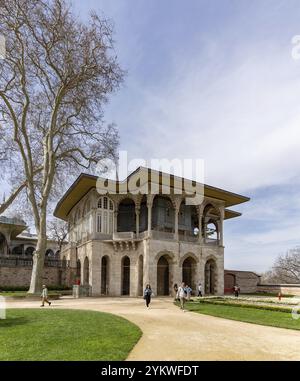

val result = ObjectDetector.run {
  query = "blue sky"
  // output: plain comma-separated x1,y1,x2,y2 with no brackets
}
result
71,0,300,273
3,0,300,273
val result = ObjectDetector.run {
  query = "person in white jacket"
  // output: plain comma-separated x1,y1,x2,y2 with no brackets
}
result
177,282,186,311
198,283,203,297
41,285,51,307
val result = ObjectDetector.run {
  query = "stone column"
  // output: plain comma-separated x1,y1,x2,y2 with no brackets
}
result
135,207,140,238
219,207,224,247
197,213,202,243
174,205,179,241
203,218,207,244
92,208,96,239
216,247,225,295
143,239,151,290
4,231,10,256
130,256,138,297
172,196,182,241
5,238,10,256
147,194,153,238
197,252,205,287
90,243,101,296
113,210,118,233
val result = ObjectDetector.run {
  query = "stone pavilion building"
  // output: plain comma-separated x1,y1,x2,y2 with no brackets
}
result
54,167,249,297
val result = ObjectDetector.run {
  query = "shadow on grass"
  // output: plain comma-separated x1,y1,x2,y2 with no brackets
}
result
0,317,29,328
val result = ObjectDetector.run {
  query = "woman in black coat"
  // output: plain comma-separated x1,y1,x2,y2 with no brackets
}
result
144,284,152,308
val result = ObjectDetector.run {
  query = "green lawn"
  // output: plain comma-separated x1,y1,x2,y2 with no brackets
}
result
181,302,300,331
0,309,141,360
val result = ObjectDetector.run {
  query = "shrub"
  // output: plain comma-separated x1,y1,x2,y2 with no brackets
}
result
251,292,295,298
196,299,299,314
47,285,72,291
0,285,71,292
0,286,28,292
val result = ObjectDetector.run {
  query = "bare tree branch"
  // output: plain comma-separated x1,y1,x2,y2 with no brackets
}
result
261,247,300,284
0,0,124,293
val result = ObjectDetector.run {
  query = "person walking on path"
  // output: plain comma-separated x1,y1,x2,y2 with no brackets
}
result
185,285,192,301
234,284,240,298
173,283,179,301
41,285,51,307
144,284,153,308
177,282,187,311
198,283,203,297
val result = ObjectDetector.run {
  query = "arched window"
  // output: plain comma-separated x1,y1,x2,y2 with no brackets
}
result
12,245,23,256
45,249,54,257
25,246,35,256
203,204,220,243
207,222,218,240
96,196,114,234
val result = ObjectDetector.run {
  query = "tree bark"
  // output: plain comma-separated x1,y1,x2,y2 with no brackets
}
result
28,237,46,294
28,211,47,294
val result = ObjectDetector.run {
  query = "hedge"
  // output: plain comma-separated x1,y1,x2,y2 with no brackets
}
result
196,299,300,314
0,285,71,292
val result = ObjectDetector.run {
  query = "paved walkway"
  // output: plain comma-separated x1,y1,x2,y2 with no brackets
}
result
6,297,300,360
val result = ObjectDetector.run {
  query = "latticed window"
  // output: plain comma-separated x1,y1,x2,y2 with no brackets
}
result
97,212,102,233
103,197,108,209
96,197,114,234
109,212,113,233
103,212,108,233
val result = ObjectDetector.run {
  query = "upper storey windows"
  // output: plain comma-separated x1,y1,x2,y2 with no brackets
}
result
97,196,114,234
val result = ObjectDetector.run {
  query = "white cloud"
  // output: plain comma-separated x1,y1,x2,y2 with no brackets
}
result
99,17,300,271
110,41,300,195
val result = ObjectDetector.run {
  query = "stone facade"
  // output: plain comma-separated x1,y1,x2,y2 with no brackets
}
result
68,237,225,297
57,168,249,297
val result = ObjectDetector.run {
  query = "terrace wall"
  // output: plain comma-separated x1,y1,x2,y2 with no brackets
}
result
257,284,300,296
0,257,75,288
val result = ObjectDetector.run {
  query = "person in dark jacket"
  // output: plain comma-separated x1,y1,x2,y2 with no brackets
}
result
144,284,152,308
234,284,240,298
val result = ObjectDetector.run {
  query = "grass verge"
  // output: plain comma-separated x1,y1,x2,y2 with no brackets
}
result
0,308,142,360
178,301,300,331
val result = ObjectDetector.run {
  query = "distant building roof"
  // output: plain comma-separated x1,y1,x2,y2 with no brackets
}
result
0,215,27,238
0,216,26,226
225,269,261,279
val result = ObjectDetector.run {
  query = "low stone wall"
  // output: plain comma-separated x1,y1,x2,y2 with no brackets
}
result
0,265,76,288
257,284,300,296
224,270,261,294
